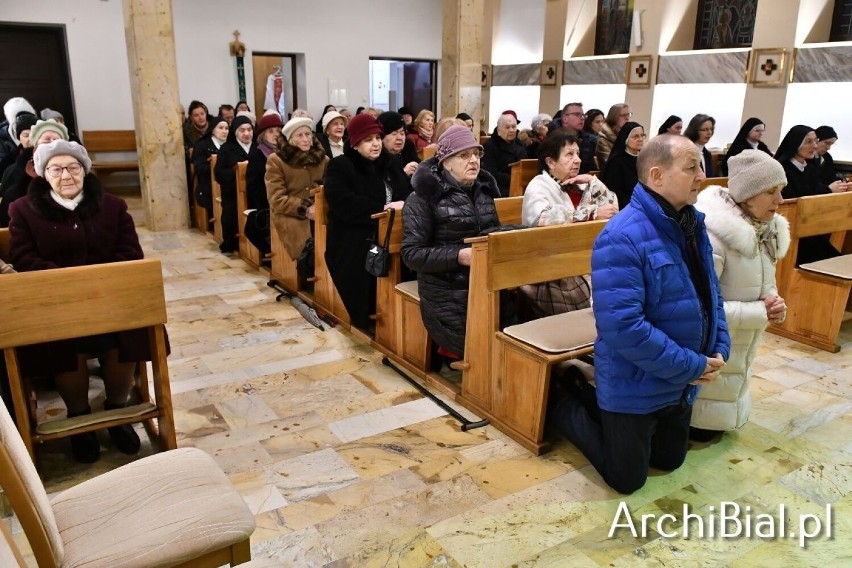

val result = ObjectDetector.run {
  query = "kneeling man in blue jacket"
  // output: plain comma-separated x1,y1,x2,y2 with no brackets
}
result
550,134,730,494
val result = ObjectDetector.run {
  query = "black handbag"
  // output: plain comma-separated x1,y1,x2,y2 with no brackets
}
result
365,208,395,277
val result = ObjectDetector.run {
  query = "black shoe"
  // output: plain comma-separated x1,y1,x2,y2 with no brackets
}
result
689,426,722,443
67,407,101,463
104,402,141,455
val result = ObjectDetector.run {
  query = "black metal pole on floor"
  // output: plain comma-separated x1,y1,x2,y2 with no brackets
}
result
381,357,489,431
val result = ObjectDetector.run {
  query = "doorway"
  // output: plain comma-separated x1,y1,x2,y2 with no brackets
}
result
252,52,305,120
369,58,437,115
0,22,76,134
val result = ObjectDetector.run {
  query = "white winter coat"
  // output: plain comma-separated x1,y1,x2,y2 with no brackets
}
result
691,186,790,431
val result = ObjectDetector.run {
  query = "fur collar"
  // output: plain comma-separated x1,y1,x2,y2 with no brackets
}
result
276,137,327,167
27,174,103,221
411,156,500,204
696,186,790,259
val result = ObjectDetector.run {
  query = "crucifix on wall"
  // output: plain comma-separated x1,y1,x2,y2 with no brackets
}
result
230,30,247,101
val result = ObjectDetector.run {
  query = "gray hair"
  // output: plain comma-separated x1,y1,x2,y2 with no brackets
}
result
636,134,680,185
497,113,517,128
530,113,553,131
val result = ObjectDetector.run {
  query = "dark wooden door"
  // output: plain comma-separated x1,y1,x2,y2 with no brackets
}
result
0,23,76,134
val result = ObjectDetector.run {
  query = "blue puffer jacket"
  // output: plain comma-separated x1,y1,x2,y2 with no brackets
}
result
591,183,730,414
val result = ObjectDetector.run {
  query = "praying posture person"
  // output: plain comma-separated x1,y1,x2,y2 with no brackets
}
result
549,134,730,494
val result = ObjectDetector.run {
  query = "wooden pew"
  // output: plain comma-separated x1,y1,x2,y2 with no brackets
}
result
210,154,224,244
235,161,262,270
699,176,728,190
417,146,436,161
82,130,139,178
269,221,300,293
457,220,606,454
508,159,539,197
187,148,209,232
372,197,524,392
311,186,350,325
0,228,9,260
0,259,176,460
769,192,852,352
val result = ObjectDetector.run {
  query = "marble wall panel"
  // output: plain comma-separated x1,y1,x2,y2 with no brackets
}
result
491,63,540,86
793,46,852,82
657,51,748,84
562,57,626,85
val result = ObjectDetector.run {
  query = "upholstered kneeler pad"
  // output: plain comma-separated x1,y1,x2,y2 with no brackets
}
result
395,280,420,301
502,308,596,353
799,254,852,280
51,447,255,568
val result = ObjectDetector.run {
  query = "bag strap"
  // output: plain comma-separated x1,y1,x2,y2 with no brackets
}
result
382,208,396,249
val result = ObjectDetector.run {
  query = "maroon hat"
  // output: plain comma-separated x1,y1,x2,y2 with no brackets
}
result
501,109,520,124
256,113,283,135
436,125,482,164
347,114,384,147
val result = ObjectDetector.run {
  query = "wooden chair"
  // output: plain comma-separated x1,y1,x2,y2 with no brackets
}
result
310,186,350,325
457,221,606,453
210,154,224,244
0,399,254,568
235,161,262,270
0,259,177,460
508,159,539,197
769,193,852,352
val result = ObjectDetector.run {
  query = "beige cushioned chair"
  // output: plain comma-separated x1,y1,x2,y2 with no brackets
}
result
0,400,255,568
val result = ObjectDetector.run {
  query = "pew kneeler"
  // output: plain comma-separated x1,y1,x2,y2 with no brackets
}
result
495,308,596,454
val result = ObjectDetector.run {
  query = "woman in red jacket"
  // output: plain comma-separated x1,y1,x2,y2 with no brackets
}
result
8,140,147,463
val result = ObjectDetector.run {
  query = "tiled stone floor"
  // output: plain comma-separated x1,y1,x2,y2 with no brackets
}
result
5,221,852,567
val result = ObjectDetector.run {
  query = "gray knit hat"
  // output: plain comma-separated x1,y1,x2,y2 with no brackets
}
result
727,150,787,203
33,140,92,177
40,108,64,121
30,119,69,147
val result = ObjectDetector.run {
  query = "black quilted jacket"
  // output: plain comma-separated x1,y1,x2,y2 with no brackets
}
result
401,157,500,355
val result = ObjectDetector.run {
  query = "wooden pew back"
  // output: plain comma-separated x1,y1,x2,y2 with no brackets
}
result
210,154,223,243
0,228,9,261
82,130,137,152
508,159,539,197
793,192,852,238
699,176,728,189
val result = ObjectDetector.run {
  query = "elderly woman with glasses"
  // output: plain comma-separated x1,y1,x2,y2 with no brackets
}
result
684,114,717,177
402,125,503,361
8,140,152,464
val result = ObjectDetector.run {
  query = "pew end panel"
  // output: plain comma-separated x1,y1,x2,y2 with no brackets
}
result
235,161,262,270
311,186,350,326
0,259,176,460
210,154,224,244
270,221,301,293
0,228,9,261
769,194,852,352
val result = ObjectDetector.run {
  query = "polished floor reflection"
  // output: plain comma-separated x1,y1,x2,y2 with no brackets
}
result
5,223,852,567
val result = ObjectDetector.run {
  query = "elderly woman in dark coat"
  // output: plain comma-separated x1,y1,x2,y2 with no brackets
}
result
191,116,228,229
324,114,412,330
401,125,502,358
8,140,148,463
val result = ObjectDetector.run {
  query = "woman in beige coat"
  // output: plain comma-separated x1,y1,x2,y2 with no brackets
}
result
691,150,791,441
265,117,329,262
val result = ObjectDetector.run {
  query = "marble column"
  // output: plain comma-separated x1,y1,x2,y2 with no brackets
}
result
123,0,188,231
539,0,569,114
625,0,669,131
441,0,485,132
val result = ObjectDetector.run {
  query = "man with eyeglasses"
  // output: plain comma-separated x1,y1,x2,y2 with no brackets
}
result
555,102,597,174
481,111,526,196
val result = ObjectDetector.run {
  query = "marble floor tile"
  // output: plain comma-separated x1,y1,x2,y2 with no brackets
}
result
266,447,361,502
216,394,279,429
328,397,448,443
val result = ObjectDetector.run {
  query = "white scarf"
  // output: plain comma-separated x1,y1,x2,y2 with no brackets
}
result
50,189,85,211
212,137,224,149
238,140,252,154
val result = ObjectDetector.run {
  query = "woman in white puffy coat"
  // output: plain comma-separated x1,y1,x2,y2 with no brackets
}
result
690,150,791,440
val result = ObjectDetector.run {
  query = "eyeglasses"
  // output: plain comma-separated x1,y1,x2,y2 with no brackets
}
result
45,163,83,177
455,149,484,162
620,112,633,118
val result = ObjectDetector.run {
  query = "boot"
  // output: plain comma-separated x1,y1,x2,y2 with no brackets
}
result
103,401,141,455
66,407,100,463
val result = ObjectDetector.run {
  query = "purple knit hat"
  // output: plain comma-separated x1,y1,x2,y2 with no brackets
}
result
436,125,482,164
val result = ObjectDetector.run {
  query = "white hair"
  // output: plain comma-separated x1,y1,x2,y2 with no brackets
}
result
530,113,553,130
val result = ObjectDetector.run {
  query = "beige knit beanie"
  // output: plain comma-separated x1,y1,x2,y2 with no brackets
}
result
727,150,787,203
